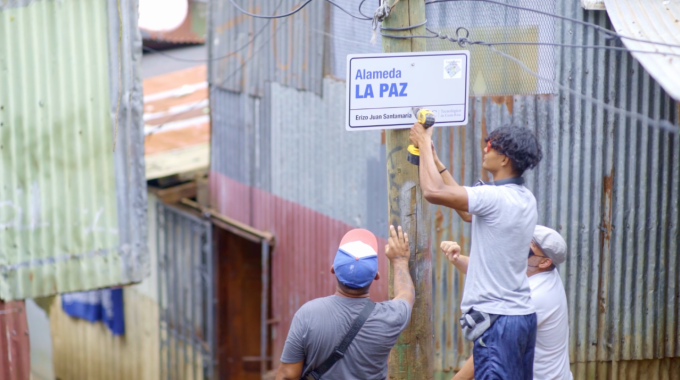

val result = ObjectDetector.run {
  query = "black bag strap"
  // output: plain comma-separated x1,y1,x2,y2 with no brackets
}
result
302,299,376,380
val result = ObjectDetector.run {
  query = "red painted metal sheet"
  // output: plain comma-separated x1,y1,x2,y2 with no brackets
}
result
210,172,388,366
0,300,30,380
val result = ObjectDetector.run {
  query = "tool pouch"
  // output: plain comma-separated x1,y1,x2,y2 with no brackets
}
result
459,308,499,342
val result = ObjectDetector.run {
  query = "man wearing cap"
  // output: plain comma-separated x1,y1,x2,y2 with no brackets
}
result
275,225,414,380
442,225,572,380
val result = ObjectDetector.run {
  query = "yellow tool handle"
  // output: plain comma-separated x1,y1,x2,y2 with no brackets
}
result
416,109,435,128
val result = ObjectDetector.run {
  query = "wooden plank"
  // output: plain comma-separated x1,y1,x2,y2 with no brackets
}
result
145,142,210,180
180,198,275,243
150,181,198,205
382,1,434,379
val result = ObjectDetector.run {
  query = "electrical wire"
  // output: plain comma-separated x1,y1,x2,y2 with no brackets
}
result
379,27,680,59
146,17,290,137
229,0,371,21
425,0,680,50
358,0,372,19
229,0,314,19
326,0,372,20
143,0,289,63
485,44,678,134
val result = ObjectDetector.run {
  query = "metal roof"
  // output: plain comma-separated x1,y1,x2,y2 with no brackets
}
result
143,65,210,180
605,0,680,101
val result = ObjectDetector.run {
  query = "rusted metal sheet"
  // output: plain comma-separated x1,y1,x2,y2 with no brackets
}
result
209,172,389,367
570,358,680,380
143,65,210,180
0,300,29,380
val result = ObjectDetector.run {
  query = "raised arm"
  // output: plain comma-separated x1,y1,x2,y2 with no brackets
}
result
385,225,415,307
431,142,472,223
409,123,469,212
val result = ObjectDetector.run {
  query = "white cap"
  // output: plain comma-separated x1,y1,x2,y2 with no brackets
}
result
532,225,567,266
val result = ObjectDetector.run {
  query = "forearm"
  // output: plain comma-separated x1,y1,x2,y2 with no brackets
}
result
419,143,469,211
275,369,296,380
419,143,448,197
275,362,303,380
451,355,474,380
438,169,472,222
391,259,415,307
452,255,469,275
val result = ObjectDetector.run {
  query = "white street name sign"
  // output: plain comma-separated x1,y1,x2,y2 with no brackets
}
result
345,51,470,131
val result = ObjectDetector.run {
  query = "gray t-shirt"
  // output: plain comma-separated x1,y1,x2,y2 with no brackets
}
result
280,295,411,379
461,184,537,315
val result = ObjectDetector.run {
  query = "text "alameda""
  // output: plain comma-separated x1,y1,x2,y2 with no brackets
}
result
355,69,402,80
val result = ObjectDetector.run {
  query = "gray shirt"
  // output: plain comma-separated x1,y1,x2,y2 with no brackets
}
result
462,184,537,315
280,295,411,379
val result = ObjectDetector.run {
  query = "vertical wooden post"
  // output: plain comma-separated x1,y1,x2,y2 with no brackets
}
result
382,1,433,379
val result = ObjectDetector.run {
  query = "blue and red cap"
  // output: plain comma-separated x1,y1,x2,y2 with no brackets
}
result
333,229,379,288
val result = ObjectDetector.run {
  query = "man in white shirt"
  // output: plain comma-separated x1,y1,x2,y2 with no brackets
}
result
410,123,543,379
442,225,573,380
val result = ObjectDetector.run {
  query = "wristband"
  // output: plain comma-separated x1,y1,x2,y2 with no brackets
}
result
439,167,447,174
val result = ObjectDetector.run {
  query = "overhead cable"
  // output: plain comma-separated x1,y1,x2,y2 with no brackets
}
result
147,3,289,136
485,45,678,134
425,0,680,50
229,0,314,19
379,26,680,58
229,0,370,21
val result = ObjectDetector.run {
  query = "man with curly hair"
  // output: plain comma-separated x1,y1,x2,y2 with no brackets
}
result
409,123,543,380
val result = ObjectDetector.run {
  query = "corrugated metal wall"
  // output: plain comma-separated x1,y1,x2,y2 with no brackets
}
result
209,78,390,365
0,300,30,380
0,0,146,300
48,192,162,380
210,0,325,96
208,0,680,377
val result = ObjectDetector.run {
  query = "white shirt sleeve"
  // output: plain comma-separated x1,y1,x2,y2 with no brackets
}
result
464,185,501,217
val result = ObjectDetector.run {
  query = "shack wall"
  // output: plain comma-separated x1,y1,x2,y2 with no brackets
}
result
207,0,680,377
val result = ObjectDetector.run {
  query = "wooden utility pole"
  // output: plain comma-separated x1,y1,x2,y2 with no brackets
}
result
382,1,433,379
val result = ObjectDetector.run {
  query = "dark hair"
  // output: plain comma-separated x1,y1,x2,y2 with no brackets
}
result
337,280,371,296
485,125,542,175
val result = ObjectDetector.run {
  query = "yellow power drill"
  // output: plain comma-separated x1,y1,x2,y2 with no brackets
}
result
407,107,435,165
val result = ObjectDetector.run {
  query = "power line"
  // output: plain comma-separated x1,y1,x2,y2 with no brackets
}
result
230,0,371,21
146,16,290,137
425,0,680,50
229,0,314,19
326,0,372,20
358,0,372,19
484,44,678,134
378,27,680,59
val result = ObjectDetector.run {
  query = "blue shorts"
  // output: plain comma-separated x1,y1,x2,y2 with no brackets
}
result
473,313,537,380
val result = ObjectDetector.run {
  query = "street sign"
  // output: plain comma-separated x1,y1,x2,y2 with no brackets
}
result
345,51,470,131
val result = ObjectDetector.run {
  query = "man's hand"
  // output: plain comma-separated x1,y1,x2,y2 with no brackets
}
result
385,225,415,307
441,241,469,274
441,241,461,264
409,122,433,149
385,225,410,263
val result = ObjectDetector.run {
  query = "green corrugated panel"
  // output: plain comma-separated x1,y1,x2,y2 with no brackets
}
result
0,0,123,300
